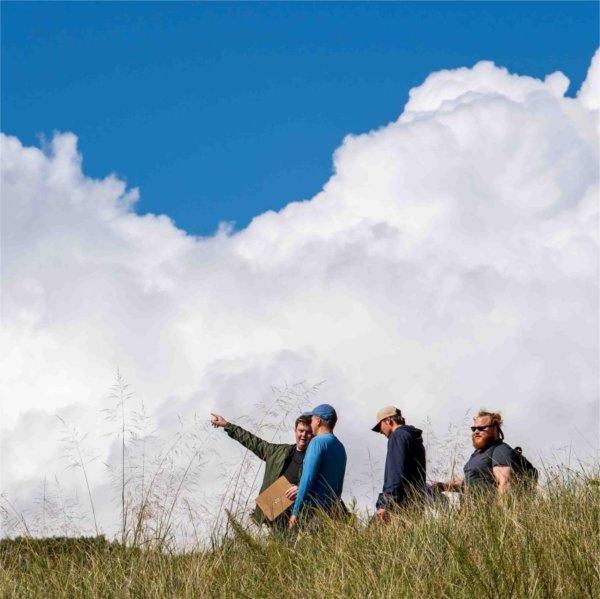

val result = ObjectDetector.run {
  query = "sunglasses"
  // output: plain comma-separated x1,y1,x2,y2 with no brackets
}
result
471,425,494,432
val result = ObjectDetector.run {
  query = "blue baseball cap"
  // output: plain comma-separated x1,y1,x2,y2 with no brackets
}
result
302,403,337,423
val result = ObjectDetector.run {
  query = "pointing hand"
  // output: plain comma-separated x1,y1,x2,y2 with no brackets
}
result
210,413,228,428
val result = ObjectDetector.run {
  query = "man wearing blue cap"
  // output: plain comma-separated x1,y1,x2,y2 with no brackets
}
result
288,404,347,529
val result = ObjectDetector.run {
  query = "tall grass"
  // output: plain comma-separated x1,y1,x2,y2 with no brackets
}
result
1,477,598,598
1,374,598,596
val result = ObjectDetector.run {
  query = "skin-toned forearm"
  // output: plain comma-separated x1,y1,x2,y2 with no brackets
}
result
497,480,510,496
493,466,512,498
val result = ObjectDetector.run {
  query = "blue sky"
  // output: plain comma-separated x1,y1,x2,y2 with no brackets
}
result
2,1,598,236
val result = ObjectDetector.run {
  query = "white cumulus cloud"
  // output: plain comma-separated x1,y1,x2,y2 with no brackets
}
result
1,52,598,540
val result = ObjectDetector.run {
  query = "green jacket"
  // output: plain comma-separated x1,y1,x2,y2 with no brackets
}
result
225,423,296,525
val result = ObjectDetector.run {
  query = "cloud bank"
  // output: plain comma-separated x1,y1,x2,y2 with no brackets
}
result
2,52,599,538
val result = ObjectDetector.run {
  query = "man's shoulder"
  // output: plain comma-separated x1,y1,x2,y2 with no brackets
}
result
487,440,514,466
392,426,408,438
311,433,343,449
303,436,324,461
491,440,514,456
331,434,345,449
466,448,479,461
391,426,413,443
311,434,330,447
487,439,512,452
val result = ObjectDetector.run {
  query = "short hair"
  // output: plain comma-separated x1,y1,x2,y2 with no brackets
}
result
476,410,504,439
295,415,311,429
389,409,405,426
316,414,337,430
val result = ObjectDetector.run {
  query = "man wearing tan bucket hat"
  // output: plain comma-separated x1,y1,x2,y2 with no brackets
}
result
372,405,427,522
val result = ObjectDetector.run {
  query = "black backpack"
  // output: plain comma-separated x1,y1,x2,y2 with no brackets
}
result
511,446,539,490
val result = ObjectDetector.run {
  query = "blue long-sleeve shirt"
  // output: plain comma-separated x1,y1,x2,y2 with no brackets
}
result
376,425,426,509
292,433,346,517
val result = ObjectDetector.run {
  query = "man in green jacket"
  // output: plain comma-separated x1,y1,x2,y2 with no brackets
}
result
210,412,313,529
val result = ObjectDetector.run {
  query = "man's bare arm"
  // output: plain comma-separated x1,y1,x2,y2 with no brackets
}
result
493,465,512,497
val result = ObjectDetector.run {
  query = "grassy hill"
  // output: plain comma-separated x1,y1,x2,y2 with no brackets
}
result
1,478,598,598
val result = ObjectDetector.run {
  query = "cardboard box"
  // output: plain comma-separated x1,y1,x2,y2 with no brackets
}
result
255,475,293,521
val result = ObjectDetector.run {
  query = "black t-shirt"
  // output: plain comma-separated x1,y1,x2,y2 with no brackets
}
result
282,448,305,486
464,440,514,488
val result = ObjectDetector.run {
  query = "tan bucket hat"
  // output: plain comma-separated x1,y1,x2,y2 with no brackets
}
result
372,405,401,432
